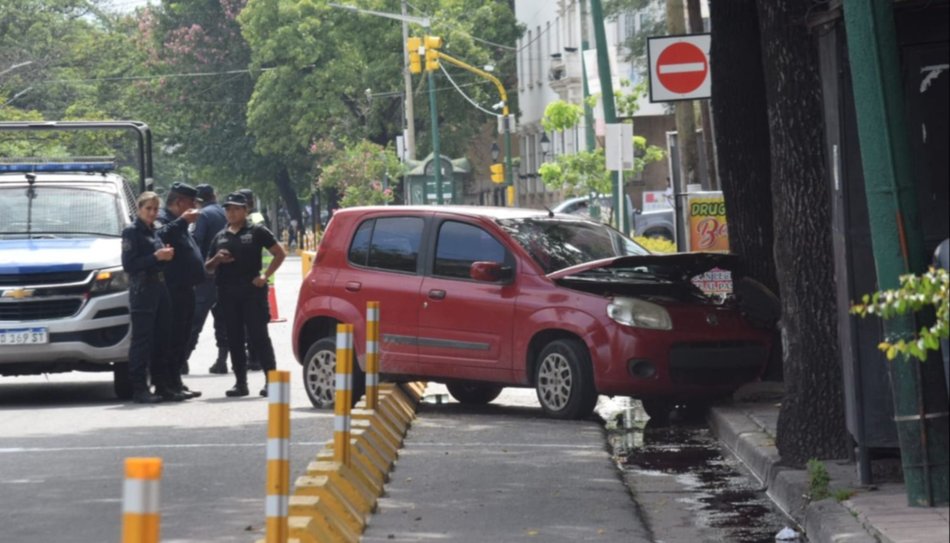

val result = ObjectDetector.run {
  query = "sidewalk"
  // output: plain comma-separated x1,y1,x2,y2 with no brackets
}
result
361,388,652,543
708,399,949,543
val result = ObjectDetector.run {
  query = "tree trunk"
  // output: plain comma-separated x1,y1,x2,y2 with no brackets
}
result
274,165,302,231
756,0,849,465
708,0,781,379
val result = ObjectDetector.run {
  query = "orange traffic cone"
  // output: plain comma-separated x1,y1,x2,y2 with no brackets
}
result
267,285,286,323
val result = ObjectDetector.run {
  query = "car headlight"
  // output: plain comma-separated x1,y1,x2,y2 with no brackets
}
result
90,267,130,294
607,297,672,330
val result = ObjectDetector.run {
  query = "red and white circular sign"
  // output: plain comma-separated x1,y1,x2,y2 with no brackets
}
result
648,34,712,102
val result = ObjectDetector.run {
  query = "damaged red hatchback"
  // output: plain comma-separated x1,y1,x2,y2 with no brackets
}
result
292,206,777,420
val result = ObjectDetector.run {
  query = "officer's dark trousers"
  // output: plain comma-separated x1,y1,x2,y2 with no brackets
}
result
187,278,227,359
128,278,172,392
217,283,276,386
167,284,195,387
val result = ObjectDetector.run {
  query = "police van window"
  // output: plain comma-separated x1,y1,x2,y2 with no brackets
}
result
349,216,424,273
434,221,507,279
0,186,121,238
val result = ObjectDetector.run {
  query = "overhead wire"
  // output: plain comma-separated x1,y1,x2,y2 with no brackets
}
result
438,64,499,118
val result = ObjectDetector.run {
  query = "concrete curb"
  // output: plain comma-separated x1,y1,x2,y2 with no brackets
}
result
708,406,878,543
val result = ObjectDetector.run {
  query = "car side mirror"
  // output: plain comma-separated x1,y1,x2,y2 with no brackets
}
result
470,261,513,282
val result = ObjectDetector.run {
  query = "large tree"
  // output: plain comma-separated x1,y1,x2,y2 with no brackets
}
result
238,0,520,165
710,0,849,465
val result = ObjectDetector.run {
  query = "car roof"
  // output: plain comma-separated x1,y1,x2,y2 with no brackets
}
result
333,205,556,221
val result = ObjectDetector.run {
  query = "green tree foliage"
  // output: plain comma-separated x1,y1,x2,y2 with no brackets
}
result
1,1,152,168
315,139,404,208
238,0,520,159
134,0,270,190
538,89,664,199
851,267,949,361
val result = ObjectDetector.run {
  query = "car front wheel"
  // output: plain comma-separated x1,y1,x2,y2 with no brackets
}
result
446,382,503,405
534,339,597,419
301,337,366,409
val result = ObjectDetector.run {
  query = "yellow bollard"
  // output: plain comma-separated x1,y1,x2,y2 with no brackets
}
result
334,324,353,466
266,370,291,543
366,301,380,410
121,457,162,543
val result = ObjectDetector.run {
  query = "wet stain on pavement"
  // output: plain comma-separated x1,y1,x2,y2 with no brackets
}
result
606,406,792,543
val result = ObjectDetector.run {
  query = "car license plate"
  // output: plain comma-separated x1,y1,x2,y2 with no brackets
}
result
0,327,49,345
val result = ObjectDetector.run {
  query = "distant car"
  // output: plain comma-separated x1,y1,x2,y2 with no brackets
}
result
292,206,777,420
552,195,675,241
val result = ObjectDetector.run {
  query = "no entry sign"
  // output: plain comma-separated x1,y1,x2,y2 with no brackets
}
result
648,34,712,102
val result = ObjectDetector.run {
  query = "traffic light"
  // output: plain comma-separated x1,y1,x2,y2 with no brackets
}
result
424,35,443,72
490,163,505,184
407,37,422,74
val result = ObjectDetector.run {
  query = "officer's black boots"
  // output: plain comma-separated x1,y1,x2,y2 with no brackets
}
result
209,347,229,374
132,388,161,404
225,383,249,397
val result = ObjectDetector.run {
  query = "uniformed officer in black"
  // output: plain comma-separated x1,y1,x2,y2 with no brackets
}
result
156,182,203,399
205,192,287,397
121,191,175,404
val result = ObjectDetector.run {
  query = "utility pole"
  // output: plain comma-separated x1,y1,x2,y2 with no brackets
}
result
666,0,699,250
590,0,625,233
580,0,596,151
401,0,416,160
686,0,717,189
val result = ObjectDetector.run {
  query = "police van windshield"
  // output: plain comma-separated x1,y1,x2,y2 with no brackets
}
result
0,186,123,239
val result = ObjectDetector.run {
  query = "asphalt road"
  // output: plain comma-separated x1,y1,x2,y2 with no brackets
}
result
0,256,323,543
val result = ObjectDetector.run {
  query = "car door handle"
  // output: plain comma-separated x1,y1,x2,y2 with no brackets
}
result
345,281,361,292
428,289,446,300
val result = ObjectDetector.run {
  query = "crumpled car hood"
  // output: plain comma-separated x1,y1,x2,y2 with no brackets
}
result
547,252,741,283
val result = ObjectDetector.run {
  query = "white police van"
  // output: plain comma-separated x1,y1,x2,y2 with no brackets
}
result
0,121,152,399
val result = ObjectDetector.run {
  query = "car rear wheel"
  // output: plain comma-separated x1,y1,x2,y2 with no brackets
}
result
534,339,597,419
446,382,503,405
302,337,365,409
113,362,132,400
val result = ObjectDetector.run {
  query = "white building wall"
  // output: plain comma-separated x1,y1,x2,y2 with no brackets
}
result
514,0,669,207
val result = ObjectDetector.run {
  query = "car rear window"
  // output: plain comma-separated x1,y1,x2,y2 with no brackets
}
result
348,216,424,273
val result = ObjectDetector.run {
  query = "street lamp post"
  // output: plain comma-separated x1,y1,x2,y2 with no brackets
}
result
540,132,551,160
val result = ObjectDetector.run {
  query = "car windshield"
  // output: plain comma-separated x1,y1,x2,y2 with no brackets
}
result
497,217,649,274
0,186,123,238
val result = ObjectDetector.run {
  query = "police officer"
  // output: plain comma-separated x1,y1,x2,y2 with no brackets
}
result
156,182,203,398
185,184,229,374
238,188,267,372
205,192,287,397
121,191,175,404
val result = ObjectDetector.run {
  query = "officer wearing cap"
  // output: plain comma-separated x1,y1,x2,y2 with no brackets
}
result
205,192,286,397
238,188,272,372
186,183,230,374
155,182,203,400
121,191,175,404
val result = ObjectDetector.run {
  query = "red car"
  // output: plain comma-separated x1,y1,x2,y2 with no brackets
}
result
292,206,777,420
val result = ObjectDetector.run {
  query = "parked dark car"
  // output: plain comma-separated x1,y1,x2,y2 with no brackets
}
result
292,206,777,420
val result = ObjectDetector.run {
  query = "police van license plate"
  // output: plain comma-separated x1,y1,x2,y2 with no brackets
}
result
0,327,49,345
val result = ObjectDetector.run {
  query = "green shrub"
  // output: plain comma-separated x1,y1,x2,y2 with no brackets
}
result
851,267,948,361
807,459,831,501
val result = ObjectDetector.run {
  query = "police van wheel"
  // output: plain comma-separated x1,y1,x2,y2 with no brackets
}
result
113,363,133,400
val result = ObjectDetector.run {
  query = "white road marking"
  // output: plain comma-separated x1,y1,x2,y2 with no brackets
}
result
0,441,324,454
